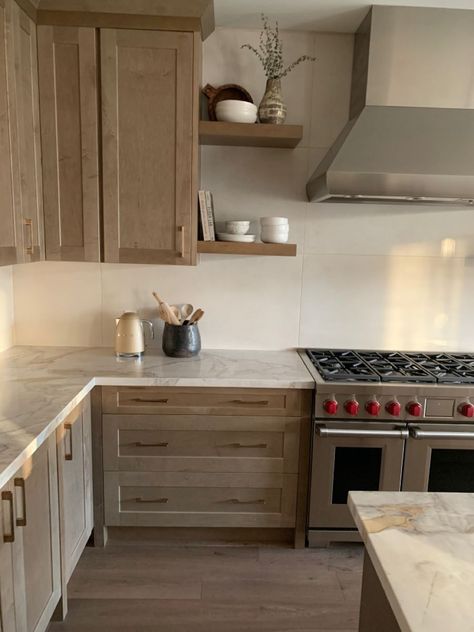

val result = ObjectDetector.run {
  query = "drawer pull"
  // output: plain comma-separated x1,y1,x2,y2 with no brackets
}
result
226,498,266,505
130,398,169,404
134,497,168,504
134,442,169,448
14,478,27,527
221,443,268,449
64,423,73,461
2,491,14,542
230,400,269,406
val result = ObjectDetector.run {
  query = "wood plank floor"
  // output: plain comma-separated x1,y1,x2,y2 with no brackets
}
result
48,543,363,631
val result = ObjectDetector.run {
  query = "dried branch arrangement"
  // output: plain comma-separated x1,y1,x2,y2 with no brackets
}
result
241,14,316,80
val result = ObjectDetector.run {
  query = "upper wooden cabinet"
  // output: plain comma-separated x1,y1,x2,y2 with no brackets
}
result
0,0,22,266
101,29,198,265
38,26,100,262
12,3,44,262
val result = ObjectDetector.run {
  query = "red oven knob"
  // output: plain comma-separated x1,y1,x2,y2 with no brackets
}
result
366,400,381,416
344,399,359,416
459,402,474,418
407,401,423,417
386,401,401,416
323,399,338,415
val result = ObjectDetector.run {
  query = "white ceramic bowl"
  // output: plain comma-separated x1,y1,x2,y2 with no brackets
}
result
225,220,250,235
261,226,289,236
215,100,258,124
261,232,289,244
260,217,289,226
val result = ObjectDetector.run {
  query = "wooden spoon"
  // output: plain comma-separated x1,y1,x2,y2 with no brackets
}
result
181,304,194,322
188,308,205,325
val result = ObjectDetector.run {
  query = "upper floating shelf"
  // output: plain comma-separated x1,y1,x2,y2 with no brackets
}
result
199,121,303,148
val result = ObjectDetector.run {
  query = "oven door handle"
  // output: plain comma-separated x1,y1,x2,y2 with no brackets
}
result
410,427,474,440
315,425,408,439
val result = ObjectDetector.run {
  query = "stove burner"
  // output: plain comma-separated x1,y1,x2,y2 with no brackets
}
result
306,349,474,384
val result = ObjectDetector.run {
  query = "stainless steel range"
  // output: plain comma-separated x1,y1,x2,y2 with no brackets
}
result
301,349,474,546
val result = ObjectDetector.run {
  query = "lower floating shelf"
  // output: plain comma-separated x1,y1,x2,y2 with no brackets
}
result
197,241,297,257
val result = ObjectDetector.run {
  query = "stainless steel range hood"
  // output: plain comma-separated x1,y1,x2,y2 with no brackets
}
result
306,6,474,205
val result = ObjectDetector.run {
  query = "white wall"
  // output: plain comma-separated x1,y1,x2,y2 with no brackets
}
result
0,267,14,351
10,27,474,352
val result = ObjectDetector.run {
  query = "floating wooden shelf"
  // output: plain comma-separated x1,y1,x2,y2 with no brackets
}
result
199,121,303,148
197,241,297,257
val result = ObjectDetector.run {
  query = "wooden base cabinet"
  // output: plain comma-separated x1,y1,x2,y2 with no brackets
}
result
100,387,312,546
0,435,61,632
56,398,93,584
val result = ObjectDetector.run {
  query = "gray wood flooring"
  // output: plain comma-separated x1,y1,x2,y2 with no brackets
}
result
48,543,363,631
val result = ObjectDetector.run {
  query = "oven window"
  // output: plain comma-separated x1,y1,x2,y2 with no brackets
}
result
428,449,474,492
332,447,382,504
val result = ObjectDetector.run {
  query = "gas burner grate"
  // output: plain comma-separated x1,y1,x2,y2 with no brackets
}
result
306,348,474,384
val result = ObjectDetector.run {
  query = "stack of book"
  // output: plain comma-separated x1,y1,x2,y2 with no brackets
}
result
198,190,216,241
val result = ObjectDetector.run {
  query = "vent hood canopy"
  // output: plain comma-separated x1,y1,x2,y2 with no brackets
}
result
306,6,474,205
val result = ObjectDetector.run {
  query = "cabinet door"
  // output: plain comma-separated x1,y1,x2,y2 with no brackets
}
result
12,4,43,262
38,26,100,262
0,479,20,632
0,0,22,266
14,435,60,632
101,29,197,265
57,398,93,582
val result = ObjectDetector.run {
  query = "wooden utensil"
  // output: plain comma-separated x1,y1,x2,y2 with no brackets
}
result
181,304,194,322
152,292,181,326
170,305,181,323
187,308,205,325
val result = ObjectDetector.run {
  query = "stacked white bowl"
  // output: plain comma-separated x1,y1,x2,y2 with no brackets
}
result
215,100,258,124
260,217,289,244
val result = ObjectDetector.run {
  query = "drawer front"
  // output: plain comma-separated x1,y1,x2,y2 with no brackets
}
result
102,387,305,417
104,471,297,528
103,415,300,473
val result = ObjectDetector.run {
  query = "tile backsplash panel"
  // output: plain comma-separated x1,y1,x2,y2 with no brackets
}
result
9,28,474,352
0,267,14,351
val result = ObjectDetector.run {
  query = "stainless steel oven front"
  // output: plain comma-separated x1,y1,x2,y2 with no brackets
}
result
308,420,407,545
403,423,474,492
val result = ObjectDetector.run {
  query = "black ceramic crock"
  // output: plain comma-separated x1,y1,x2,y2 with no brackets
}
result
162,323,201,358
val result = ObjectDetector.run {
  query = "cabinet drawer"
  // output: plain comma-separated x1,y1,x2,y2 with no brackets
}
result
103,415,300,473
102,387,305,417
104,471,297,528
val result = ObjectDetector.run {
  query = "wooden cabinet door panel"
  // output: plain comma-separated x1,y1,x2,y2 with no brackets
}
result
38,26,100,262
0,479,20,632
101,28,196,265
12,4,43,262
57,398,93,582
15,436,60,632
0,0,22,266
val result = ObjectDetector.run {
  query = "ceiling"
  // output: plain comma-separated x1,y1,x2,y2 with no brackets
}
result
214,0,474,31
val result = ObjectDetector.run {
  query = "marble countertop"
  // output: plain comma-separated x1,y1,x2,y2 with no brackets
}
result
349,491,474,632
0,345,313,488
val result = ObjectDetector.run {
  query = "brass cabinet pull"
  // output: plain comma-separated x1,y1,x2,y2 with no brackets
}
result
134,497,168,504
14,478,26,527
226,498,266,505
178,225,185,258
2,491,14,542
24,218,34,255
230,400,269,406
134,441,168,448
221,443,268,449
64,423,73,460
130,398,169,404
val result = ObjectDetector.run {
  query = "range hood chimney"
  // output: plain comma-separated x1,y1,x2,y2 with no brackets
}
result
306,6,474,205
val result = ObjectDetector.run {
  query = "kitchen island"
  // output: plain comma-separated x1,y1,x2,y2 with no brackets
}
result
349,491,474,632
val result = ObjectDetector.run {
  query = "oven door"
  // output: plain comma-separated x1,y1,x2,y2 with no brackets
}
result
403,423,474,492
309,421,407,529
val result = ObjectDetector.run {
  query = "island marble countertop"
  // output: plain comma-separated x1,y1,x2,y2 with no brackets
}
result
0,345,314,488
349,491,474,632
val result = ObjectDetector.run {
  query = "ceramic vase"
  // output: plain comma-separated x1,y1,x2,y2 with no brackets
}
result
258,78,287,124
